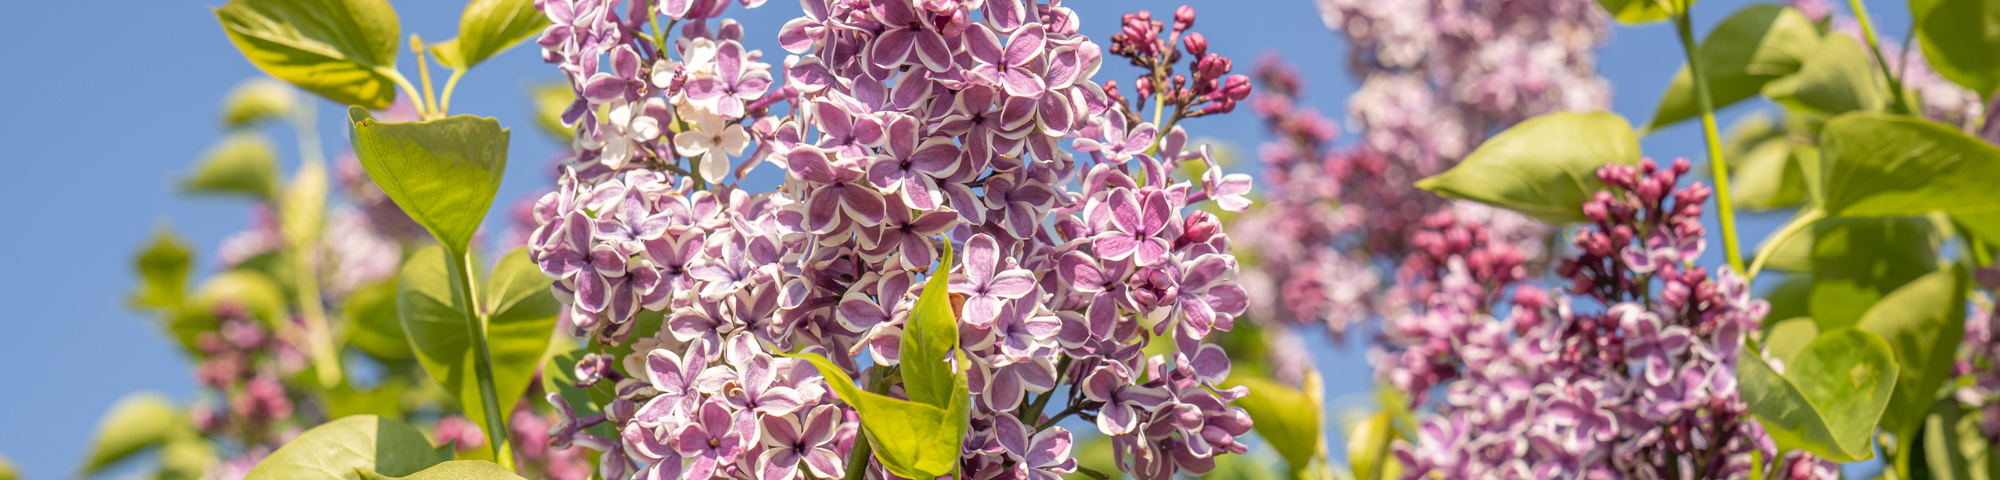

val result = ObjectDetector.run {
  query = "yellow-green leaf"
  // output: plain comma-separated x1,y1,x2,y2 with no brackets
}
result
360,460,527,480
132,227,193,310
245,415,440,480
900,240,957,408
437,0,550,70
1415,111,1641,223
184,132,281,200
1738,328,1899,461
1649,5,1821,131
221,77,297,128
1856,267,1967,437
79,393,182,475
215,0,403,109
348,107,510,254
396,247,556,461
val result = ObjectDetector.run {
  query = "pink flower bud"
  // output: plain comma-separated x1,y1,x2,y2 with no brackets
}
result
1183,32,1207,57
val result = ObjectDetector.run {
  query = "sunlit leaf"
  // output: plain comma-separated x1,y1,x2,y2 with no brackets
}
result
1226,373,1324,476
1596,0,1677,24
132,227,193,309
1738,328,1899,461
433,0,549,70
215,0,402,109
184,132,281,200
360,460,527,480
348,107,509,254
221,77,297,128
1415,111,1641,223
1819,112,2000,219
1649,5,1821,131
245,415,440,480
1808,217,1938,329
396,247,556,461
1856,267,1966,437
900,241,957,408
1763,35,1886,115
786,352,970,479
78,393,181,475
1917,0,2000,97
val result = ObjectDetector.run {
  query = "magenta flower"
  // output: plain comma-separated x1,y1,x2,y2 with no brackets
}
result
673,400,747,479
950,234,1039,327
1094,188,1173,266
865,118,960,211
786,146,888,233
868,0,952,71
636,341,710,427
686,40,773,118
758,405,844,480
860,198,957,270
1072,114,1156,164
968,23,1049,98
1080,364,1171,435
992,414,1077,480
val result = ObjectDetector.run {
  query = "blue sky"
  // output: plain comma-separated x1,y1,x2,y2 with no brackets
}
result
0,0,1910,477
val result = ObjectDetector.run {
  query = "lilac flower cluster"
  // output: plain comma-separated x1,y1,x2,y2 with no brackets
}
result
528,1,1259,478
189,304,306,454
1385,159,1813,479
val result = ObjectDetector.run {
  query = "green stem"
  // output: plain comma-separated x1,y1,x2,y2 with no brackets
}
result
410,36,441,119
445,249,514,471
1745,208,1823,282
1673,2,1747,274
385,69,430,118
1844,0,1913,114
843,367,891,480
290,98,342,389
439,69,465,117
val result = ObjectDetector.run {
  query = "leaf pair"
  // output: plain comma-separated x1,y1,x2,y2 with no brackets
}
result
786,242,971,480
216,0,545,108
1414,111,1642,224
396,247,559,461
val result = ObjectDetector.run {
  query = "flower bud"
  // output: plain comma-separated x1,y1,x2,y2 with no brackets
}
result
1174,5,1196,31
1183,32,1208,58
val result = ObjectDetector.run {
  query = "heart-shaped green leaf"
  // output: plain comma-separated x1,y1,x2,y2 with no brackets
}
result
1918,0,2000,97
215,0,403,109
1763,35,1887,115
79,393,182,475
360,460,527,480
131,227,193,310
1762,317,1819,365
1415,111,1641,224
396,247,557,461
1856,267,1967,437
221,78,297,128
185,133,281,200
788,352,970,480
1649,5,1821,131
245,415,440,480
432,0,549,70
1819,112,2000,219
900,241,957,408
1739,328,1899,461
1808,217,1939,330
348,107,509,254
1226,373,1324,476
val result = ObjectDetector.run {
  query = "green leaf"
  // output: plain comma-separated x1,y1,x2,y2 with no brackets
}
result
1738,328,1899,461
1649,5,1821,131
396,247,557,461
215,0,403,109
185,132,281,200
221,78,297,128
0,454,15,480
1763,35,1887,115
1763,316,1820,365
1414,111,1641,223
1819,112,2000,218
346,280,413,361
323,379,410,420
900,241,957,408
348,107,510,254
157,432,216,480
282,160,330,246
360,460,527,480
1596,0,1676,24
435,0,549,70
132,227,194,310
1918,0,2000,97
1807,217,1938,329
1226,374,1324,477
1911,399,1974,480
786,352,969,480
531,82,575,143
1752,214,1817,273
1730,136,1809,210
1855,267,1967,437
245,415,440,480
79,393,181,475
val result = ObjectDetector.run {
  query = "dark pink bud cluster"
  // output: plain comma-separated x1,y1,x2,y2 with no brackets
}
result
1105,6,1250,120
188,303,302,448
